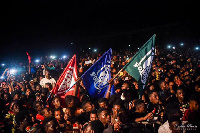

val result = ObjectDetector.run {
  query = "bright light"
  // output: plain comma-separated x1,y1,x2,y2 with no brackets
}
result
71,42,73,45
129,45,131,47
137,48,139,50
35,59,40,63
89,48,91,50
50,55,56,59
167,45,171,49
173,47,175,49
180,43,184,46
0,76,4,79
1,64,5,66
10,69,17,75
196,47,199,50
94,49,97,52
62,55,67,59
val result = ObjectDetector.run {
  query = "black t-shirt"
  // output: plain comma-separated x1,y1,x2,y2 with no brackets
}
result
130,112,146,123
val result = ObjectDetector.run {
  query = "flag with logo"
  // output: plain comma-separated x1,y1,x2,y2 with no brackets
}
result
52,54,78,106
81,48,114,98
123,34,156,96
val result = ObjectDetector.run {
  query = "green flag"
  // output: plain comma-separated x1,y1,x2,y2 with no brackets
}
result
123,34,156,95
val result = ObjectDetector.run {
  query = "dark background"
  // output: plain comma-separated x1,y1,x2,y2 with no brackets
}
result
0,0,199,64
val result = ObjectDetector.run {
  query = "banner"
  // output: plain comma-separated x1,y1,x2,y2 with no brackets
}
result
52,54,78,105
82,48,114,98
124,34,156,95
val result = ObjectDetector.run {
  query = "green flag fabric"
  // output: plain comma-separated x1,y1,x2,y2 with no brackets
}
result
124,34,156,91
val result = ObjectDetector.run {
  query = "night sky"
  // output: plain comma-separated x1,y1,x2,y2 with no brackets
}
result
0,0,199,63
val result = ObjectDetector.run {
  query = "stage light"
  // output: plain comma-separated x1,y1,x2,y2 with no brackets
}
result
50,55,56,59
93,49,97,52
1,64,5,66
173,47,175,49
129,45,131,47
195,47,199,50
89,48,91,50
62,55,67,59
167,45,171,49
10,69,17,75
180,43,184,46
35,59,40,63
137,48,139,50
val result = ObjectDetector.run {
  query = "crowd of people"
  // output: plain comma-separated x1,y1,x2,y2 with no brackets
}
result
0,46,199,133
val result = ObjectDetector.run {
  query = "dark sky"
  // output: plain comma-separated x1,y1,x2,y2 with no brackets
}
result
0,0,199,63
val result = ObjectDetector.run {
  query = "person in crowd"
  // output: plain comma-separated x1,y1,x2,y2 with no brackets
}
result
40,69,56,88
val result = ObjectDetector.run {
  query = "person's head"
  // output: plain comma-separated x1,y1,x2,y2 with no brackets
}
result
41,107,51,118
134,99,146,113
97,108,110,126
90,120,104,133
15,110,31,132
53,96,61,109
63,107,72,121
121,82,130,90
176,88,184,102
11,90,21,100
36,84,42,92
159,80,166,90
33,101,43,113
25,88,33,97
43,116,59,133
189,98,199,111
168,115,182,133
3,93,10,102
148,90,159,104
54,108,63,122
2,81,8,89
169,81,175,90
90,110,98,121
12,102,20,114
74,108,85,116
45,70,50,79
112,102,121,117
82,100,95,113
65,95,80,108
83,123,93,133
164,103,182,118
98,98,109,109
45,83,53,90
149,85,155,91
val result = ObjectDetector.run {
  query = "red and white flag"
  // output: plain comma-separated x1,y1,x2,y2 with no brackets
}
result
52,55,78,106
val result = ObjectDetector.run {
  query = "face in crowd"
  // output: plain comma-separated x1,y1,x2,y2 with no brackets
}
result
149,92,159,104
98,110,110,126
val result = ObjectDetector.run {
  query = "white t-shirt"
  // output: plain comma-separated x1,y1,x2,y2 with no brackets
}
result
40,77,56,88
158,120,172,133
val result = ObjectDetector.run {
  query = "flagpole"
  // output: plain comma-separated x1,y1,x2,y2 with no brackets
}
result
66,48,112,93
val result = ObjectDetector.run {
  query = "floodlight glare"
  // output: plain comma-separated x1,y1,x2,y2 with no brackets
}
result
196,47,199,50
1,64,5,66
94,49,97,52
62,55,67,59
35,59,40,63
50,55,56,59
167,45,171,49
10,69,17,75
